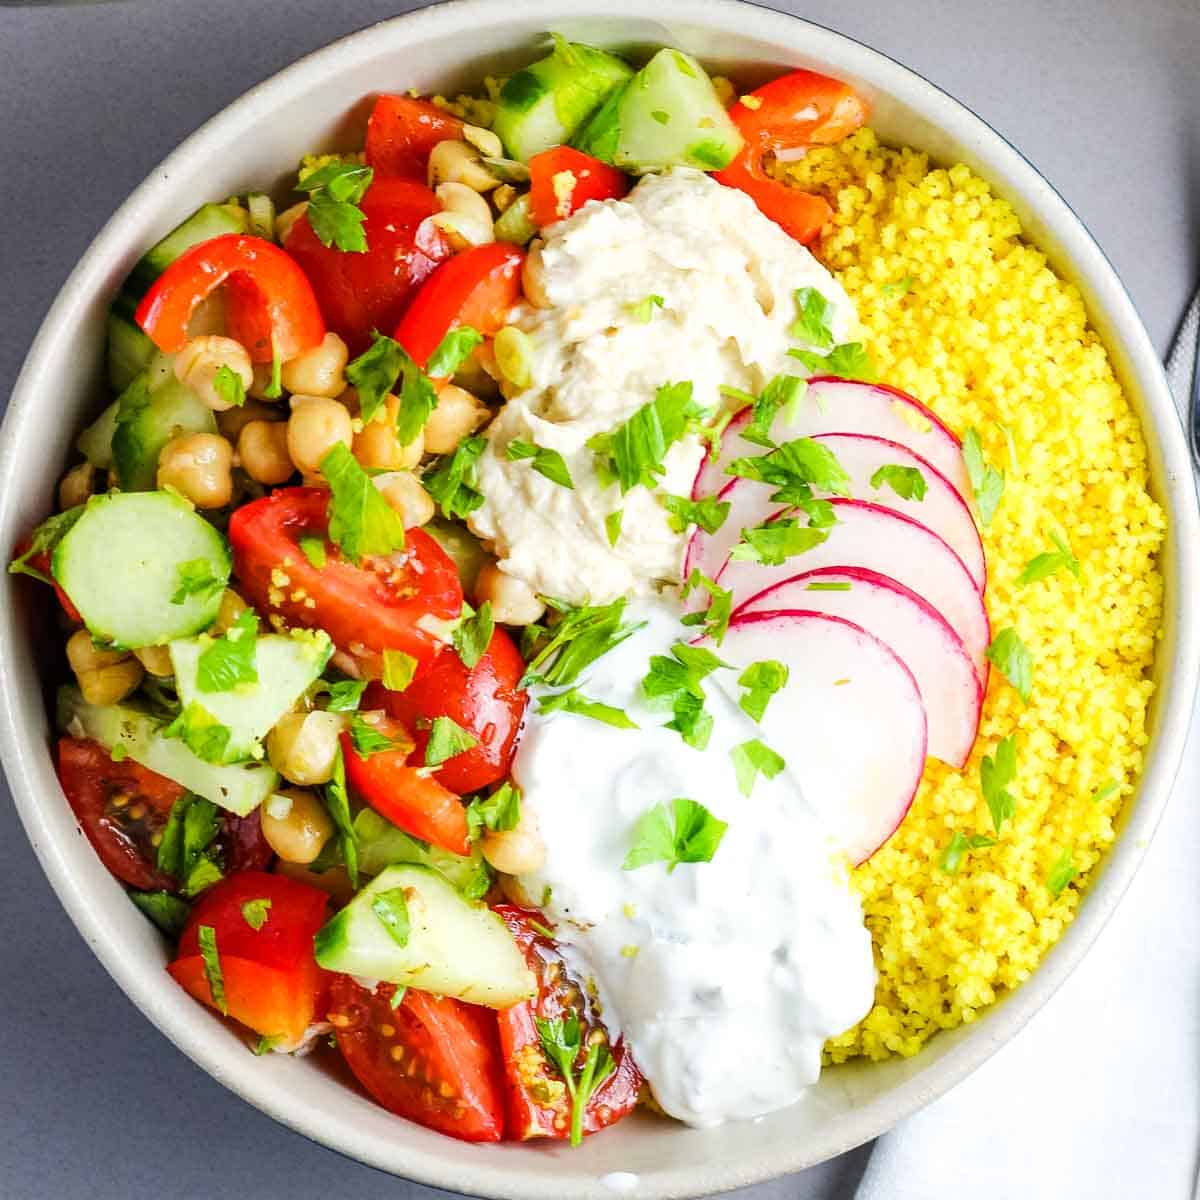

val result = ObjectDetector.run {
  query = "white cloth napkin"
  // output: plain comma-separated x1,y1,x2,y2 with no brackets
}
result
854,299,1200,1200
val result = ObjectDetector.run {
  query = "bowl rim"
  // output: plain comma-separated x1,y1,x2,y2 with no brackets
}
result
2,1,1198,1196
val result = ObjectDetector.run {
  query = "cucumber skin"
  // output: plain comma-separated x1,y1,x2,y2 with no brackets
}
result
112,372,217,492
121,202,248,302
76,400,120,470
106,313,156,394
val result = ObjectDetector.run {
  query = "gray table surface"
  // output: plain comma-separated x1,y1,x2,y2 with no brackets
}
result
1,2,1197,1198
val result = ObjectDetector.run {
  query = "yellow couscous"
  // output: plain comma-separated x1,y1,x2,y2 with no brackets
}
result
784,130,1165,1060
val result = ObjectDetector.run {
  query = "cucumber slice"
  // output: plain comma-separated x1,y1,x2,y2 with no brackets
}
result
493,193,537,245
76,400,120,470
246,193,276,241
353,808,492,897
314,864,535,1008
120,202,249,302
493,37,633,162
59,686,279,816
111,371,217,492
106,313,156,394
52,491,231,649
574,48,743,174
169,629,332,762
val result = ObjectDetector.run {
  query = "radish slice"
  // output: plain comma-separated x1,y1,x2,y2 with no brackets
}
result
693,378,969,501
712,496,990,682
682,475,771,585
735,567,982,768
712,610,927,863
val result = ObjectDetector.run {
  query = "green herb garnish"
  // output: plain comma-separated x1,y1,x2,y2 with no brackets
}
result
729,518,828,566
424,435,487,519
661,493,730,535
298,535,327,569
537,688,638,729
196,609,259,693
241,898,272,931
8,506,84,584
939,831,996,874
453,601,494,671
788,341,876,382
197,924,227,1014
171,556,226,605
520,597,644,689
320,442,407,562
535,1010,616,1147
465,781,521,840
381,649,418,692
622,797,728,873
372,886,412,947
962,428,1005,528
1046,849,1077,897
789,287,834,349
628,294,664,323
296,160,374,253
129,891,191,937
870,464,927,501
981,735,1018,833
679,569,733,645
737,659,789,722
985,628,1033,704
730,738,786,796
506,439,575,489
1018,530,1081,587
424,715,478,767
212,364,246,409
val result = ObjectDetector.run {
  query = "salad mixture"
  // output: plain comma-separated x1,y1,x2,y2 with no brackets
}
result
12,35,1164,1144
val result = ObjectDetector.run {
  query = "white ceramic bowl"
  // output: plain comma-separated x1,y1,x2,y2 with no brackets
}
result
3,2,1198,1196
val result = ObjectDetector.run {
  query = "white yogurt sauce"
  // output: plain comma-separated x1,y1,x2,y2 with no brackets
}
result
470,168,856,605
514,600,876,1127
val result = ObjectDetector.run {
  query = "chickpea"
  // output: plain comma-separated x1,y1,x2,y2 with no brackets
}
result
274,200,308,245
474,562,545,626
267,711,346,787
66,629,127,675
156,433,234,508
58,462,95,511
213,589,248,634
492,183,518,213
260,788,335,865
482,808,546,876
280,332,349,399
352,394,424,471
432,182,495,251
427,139,499,192
423,384,490,455
287,394,353,476
217,398,279,441
374,471,435,528
76,659,144,707
247,362,279,401
274,859,355,905
133,645,173,677
522,241,551,308
174,335,254,412
237,420,295,485
461,123,503,159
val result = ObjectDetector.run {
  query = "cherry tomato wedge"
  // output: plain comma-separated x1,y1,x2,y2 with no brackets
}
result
56,737,185,891
222,809,274,874
169,871,329,1043
134,234,325,362
494,907,642,1140
527,146,629,229
713,69,867,244
228,486,463,680
367,626,528,794
284,178,448,355
393,243,524,371
341,730,470,856
365,95,464,180
328,977,505,1142
15,543,81,621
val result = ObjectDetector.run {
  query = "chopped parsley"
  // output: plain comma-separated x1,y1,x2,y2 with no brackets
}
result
788,341,876,382
737,659,789,722
981,735,1018,833
240,898,272,931
465,781,521,840
424,715,478,767
298,535,327,569
789,286,834,349
738,374,807,449
196,608,259,693
962,428,1005,528
661,493,730,535
394,351,440,448
506,439,574,489
1091,779,1120,805
296,160,373,252
939,830,996,875
323,678,368,712
730,738,785,796
730,518,828,566
349,714,402,757
197,924,227,1014
423,435,487,519
807,580,851,591
520,597,644,688
880,275,914,297
641,642,730,750
381,649,417,692
320,442,407,562
1046,849,1077,897
156,793,223,893
588,380,707,494
985,627,1033,704
171,557,226,605
453,601,494,670
323,746,358,887
129,891,191,937
679,569,733,645
163,703,232,765
8,505,84,584
425,326,484,379
604,508,623,547
371,887,412,948
869,463,927,501
345,332,407,425
537,687,637,729
535,1010,616,1147
628,293,664,323
1018,530,1081,587
727,435,850,507
622,797,728,873
212,364,246,409
263,342,283,399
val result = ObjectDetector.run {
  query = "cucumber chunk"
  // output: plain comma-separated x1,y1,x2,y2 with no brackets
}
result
353,808,492,897
169,629,332,763
52,491,231,649
76,400,120,470
59,686,278,816
314,863,536,1008
120,202,249,302
574,48,743,174
111,369,217,492
492,193,537,246
494,37,633,162
106,312,156,394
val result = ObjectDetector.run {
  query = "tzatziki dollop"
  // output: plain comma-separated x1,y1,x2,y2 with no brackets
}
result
513,600,876,1127
469,168,856,605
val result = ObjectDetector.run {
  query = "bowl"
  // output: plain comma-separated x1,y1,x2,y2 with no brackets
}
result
3,2,1198,1196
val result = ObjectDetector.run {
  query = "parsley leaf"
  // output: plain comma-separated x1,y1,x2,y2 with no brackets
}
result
622,797,728,873
424,436,487,519
425,326,484,379
372,887,412,947
535,1010,616,1146
981,735,1018,833
465,781,521,840
962,428,1005,528
537,687,638,729
788,341,877,382
506,439,574,488
381,649,417,692
297,160,374,252
985,628,1033,704
424,715,478,767
345,331,405,425
737,659,789,722
323,678,367,712
806,580,851,591
263,342,283,399
870,463,927,501
739,375,807,449
789,286,834,349
880,275,914,297
939,830,996,874
320,442,407,563
394,349,440,447
1091,779,1120,805
453,602,494,671
628,293,664,323
1018,530,1081,587
8,506,85,583
129,891,191,937
197,925,227,1014
730,738,786,796
641,642,729,749
679,569,733,645
212,364,246,409
729,518,828,566
588,380,707,494
171,557,226,605
520,597,644,688
349,714,403,757
604,509,623,547
196,609,259,693
323,745,358,888
163,702,232,764
727,436,851,503
298,535,327,568
241,898,272,931
661,493,730,535
1046,848,1077,897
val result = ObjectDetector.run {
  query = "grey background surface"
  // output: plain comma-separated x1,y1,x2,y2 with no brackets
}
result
0,2,1196,1198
